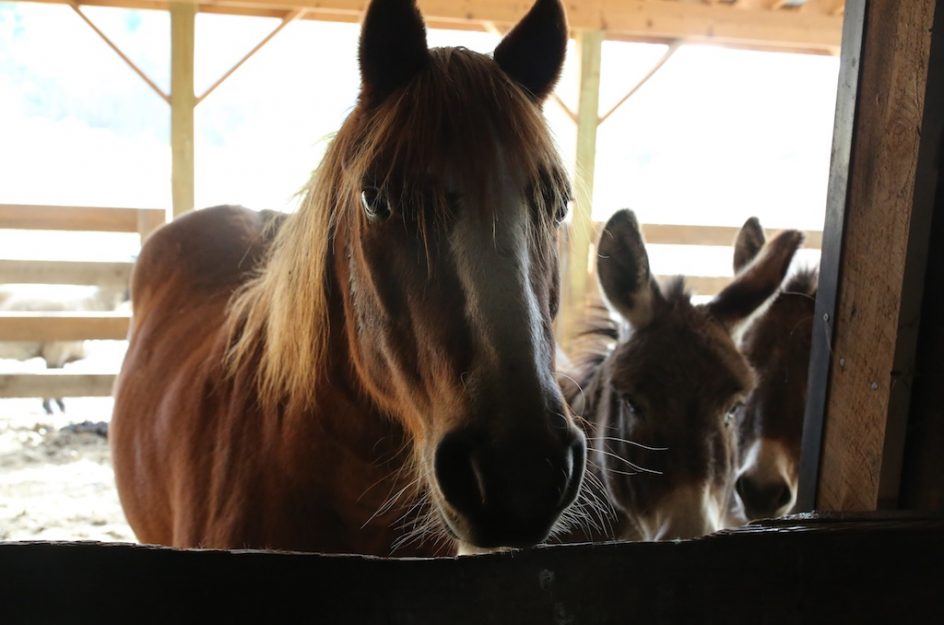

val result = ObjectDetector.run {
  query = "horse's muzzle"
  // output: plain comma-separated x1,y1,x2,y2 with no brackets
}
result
434,424,586,548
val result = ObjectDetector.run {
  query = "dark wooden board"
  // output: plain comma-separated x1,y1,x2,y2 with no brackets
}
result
2,515,943,625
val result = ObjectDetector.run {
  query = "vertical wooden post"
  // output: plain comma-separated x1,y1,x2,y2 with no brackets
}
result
171,2,196,217
807,0,943,512
561,29,603,347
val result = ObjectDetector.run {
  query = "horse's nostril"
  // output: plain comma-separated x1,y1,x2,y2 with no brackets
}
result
433,425,586,548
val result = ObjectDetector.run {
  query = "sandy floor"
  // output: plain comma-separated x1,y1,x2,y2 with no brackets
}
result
0,347,136,543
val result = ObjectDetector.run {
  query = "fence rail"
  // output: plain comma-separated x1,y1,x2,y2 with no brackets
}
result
0,203,165,236
0,204,162,399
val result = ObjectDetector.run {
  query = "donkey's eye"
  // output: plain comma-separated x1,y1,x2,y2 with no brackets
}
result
724,401,744,426
360,187,391,222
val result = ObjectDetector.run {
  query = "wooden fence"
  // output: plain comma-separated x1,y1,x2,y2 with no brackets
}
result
0,204,165,399
0,204,821,400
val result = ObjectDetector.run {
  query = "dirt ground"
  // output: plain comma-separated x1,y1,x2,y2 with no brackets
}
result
0,394,135,543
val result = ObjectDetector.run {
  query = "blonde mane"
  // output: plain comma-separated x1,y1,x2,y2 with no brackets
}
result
226,47,568,413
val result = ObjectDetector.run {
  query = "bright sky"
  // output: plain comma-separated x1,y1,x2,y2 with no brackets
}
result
0,2,838,268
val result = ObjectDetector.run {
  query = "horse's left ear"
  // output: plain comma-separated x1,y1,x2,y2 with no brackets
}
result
358,0,429,107
493,0,568,102
707,229,804,332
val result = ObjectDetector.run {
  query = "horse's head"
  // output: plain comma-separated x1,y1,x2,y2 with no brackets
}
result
732,220,816,521
591,210,803,540
325,0,584,550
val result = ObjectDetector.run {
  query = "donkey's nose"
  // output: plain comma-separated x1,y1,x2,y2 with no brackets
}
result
434,425,585,548
735,474,793,520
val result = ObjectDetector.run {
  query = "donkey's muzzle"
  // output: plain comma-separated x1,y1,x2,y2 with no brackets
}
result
434,425,586,548
735,473,793,521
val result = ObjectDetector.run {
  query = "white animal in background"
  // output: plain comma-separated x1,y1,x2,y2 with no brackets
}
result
0,285,127,414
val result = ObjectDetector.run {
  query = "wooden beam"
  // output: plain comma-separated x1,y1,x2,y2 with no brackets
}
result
812,0,942,511
0,372,116,398
599,42,681,126
171,2,196,217
0,313,130,341
0,205,165,233
561,29,603,346
25,0,844,52
195,9,305,104
68,2,169,102
0,260,132,287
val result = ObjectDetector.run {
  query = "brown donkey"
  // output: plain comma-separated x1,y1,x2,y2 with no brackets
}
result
560,210,802,541
111,0,585,556
731,218,816,521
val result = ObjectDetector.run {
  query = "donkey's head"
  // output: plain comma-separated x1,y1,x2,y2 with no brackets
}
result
732,219,816,521
333,0,584,550
588,210,802,540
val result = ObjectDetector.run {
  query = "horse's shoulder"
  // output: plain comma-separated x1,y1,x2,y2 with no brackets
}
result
132,205,283,301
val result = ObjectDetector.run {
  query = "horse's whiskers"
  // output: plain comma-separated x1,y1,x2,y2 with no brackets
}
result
591,447,664,475
587,436,669,452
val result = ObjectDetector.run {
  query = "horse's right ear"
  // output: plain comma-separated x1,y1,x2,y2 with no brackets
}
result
597,209,661,330
733,217,766,274
358,0,429,107
494,0,568,102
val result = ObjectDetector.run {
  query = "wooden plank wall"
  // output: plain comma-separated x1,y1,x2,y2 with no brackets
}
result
814,0,944,510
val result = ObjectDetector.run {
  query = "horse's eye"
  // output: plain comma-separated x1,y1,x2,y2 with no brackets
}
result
553,200,570,226
620,393,641,418
360,187,391,222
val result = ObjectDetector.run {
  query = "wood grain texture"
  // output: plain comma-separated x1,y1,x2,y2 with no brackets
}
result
0,259,133,286
0,313,130,341
1,515,941,625
0,372,116,398
818,0,940,510
0,204,165,233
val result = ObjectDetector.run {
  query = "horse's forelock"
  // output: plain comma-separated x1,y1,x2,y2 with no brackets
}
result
227,46,567,414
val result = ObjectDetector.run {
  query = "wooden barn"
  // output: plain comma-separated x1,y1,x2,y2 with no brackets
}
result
1,0,943,622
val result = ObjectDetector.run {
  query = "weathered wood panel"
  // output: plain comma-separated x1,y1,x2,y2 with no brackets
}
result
0,372,116,398
816,0,943,510
0,204,165,233
0,313,130,341
1,515,941,624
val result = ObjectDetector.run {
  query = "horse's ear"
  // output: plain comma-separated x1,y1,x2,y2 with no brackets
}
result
733,217,766,274
597,209,661,330
493,0,568,102
358,0,429,107
708,229,804,332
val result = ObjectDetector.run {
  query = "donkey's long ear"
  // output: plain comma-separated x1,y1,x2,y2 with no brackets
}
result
597,209,661,330
493,0,568,102
358,0,429,107
733,217,766,274
708,229,804,331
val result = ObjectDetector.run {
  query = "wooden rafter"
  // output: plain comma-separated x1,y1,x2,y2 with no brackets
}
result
28,0,845,53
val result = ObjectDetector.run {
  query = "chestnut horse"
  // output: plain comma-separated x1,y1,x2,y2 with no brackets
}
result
731,218,816,521
559,210,802,541
111,0,586,556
